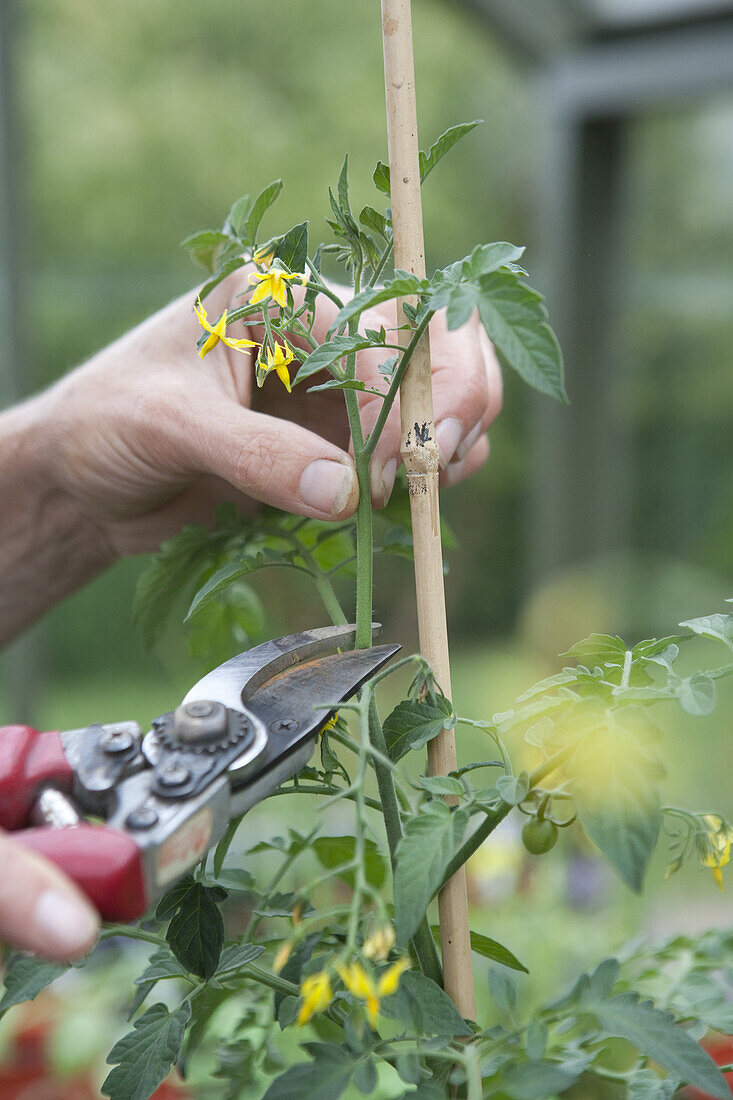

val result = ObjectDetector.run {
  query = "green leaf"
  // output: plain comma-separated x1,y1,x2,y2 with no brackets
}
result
474,271,566,402
158,876,226,980
373,160,391,195
488,967,517,1015
102,1002,191,1100
0,952,68,1012
627,1070,680,1099
676,672,716,716
243,179,283,244
329,272,426,332
181,230,237,273
223,194,251,237
681,613,733,651
419,120,482,183
499,1061,585,1100
573,727,662,893
393,802,469,944
496,772,530,806
275,220,309,273
359,206,388,239
563,633,627,666
383,696,453,762
418,775,465,798
307,378,375,395
595,992,729,1098
198,256,247,301
185,555,264,620
352,1057,377,1094
262,1046,354,1100
467,931,528,973
381,970,471,1036
337,155,351,214
295,335,381,385
215,943,266,977
312,835,386,890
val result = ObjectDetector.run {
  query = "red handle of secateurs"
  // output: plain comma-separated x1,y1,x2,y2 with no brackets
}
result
0,725,148,921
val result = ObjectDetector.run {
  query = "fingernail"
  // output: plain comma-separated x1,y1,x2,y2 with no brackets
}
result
34,889,99,959
299,460,356,515
443,459,465,488
381,458,397,503
456,418,484,461
435,418,463,469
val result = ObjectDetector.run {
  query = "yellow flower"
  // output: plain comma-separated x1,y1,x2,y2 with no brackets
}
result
258,343,295,393
253,244,275,267
248,268,307,309
336,957,410,1028
701,814,733,890
194,298,257,360
362,924,395,961
319,712,340,738
297,971,333,1027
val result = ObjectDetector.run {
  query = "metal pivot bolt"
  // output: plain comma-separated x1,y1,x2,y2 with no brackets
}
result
157,759,192,788
269,718,300,735
101,728,135,754
173,699,229,745
126,806,159,830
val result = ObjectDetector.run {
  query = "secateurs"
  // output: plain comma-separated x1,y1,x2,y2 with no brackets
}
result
0,625,398,922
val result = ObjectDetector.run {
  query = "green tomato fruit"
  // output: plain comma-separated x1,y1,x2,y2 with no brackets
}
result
522,817,558,855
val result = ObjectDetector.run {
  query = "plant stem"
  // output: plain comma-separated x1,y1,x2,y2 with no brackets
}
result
314,570,348,626
441,744,575,885
267,784,383,814
363,310,433,459
367,693,443,985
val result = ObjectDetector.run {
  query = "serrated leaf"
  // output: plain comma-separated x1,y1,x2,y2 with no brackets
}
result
102,1002,191,1100
499,1061,585,1100
275,221,309,273
359,205,388,239
373,160,391,195
0,952,68,1012
595,993,729,1098
312,835,386,890
185,555,264,620
572,724,662,892
383,696,453,762
627,1070,680,1099
489,967,517,1015
243,179,283,244
352,1057,377,1094
418,775,465,797
215,943,266,976
295,335,380,384
474,271,566,402
223,194,251,237
465,930,528,973
496,772,530,806
198,256,247,301
307,378,371,395
262,1045,353,1100
563,633,627,666
381,969,471,1036
676,672,716,716
394,802,469,943
337,155,351,214
419,120,482,183
158,877,225,980
681,613,733,651
329,272,425,333
181,230,237,273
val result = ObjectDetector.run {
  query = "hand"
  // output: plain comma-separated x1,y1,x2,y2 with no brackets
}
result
39,271,502,558
0,830,99,960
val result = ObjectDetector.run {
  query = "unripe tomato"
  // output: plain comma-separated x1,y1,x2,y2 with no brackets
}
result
522,817,558,855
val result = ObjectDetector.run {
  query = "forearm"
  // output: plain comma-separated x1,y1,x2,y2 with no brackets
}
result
0,395,113,647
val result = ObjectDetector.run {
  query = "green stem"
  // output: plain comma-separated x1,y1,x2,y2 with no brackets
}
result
363,309,434,459
100,925,165,947
441,744,575,886
267,784,383,814
367,693,443,986
314,570,348,626
367,240,394,288
345,388,373,650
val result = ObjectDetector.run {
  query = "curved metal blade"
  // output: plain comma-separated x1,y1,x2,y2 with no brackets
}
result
181,623,383,713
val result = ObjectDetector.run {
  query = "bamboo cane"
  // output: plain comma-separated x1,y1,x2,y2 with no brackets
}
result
380,0,477,1021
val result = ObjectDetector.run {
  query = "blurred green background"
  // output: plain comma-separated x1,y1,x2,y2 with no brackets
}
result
0,0,732,1092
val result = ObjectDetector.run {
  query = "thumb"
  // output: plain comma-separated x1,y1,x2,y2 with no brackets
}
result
0,830,99,961
171,396,360,520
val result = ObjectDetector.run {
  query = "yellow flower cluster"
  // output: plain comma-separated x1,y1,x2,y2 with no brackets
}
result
248,267,307,309
194,298,295,392
336,958,410,1028
297,971,333,1027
